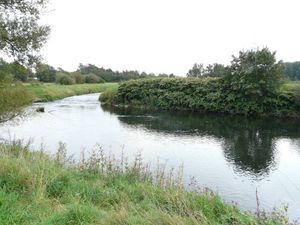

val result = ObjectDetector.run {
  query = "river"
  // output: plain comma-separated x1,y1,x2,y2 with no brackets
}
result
0,93,300,220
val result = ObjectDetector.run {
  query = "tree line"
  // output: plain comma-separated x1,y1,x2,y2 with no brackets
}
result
187,61,300,81
0,60,176,84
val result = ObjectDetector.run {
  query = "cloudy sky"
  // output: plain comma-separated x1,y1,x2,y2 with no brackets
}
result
42,0,300,75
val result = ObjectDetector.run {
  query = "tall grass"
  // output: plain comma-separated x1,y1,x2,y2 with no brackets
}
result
0,81,34,122
0,141,292,224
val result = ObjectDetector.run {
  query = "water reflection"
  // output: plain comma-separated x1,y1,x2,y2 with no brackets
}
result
101,105,300,177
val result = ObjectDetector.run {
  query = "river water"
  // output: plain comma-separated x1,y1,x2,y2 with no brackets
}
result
0,93,300,220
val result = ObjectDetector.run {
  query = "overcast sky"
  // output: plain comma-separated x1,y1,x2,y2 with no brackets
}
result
41,0,300,75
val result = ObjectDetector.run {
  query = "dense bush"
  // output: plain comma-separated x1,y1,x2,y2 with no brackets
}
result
85,74,104,83
113,77,299,116
111,48,299,116
70,72,86,84
56,72,75,85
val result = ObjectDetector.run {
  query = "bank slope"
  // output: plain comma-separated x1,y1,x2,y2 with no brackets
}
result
0,143,289,225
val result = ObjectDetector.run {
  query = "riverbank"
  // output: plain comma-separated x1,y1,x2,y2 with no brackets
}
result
26,82,119,102
101,78,300,117
0,142,289,224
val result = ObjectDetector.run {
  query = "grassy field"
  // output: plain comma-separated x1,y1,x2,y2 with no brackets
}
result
26,83,119,102
0,142,289,225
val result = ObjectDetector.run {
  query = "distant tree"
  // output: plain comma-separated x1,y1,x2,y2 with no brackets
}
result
85,74,104,83
10,62,30,81
0,60,30,81
187,63,204,77
36,64,56,82
56,72,75,85
204,63,227,77
283,62,300,80
0,0,50,66
225,47,284,97
158,73,169,77
70,72,85,84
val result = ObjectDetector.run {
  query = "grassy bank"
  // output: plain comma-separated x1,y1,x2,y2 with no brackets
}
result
101,78,300,117
26,83,119,102
0,142,289,225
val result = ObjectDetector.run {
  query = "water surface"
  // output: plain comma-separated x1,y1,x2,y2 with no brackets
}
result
1,93,300,219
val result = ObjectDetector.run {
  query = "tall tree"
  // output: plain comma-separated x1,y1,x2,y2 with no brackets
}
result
0,0,50,66
226,47,284,97
187,63,204,77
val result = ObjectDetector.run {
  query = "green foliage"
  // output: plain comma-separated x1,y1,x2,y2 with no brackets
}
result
70,72,85,84
0,0,50,66
0,79,34,122
113,77,299,116
113,48,297,116
283,61,300,80
99,89,118,104
85,73,104,83
187,63,227,77
225,47,284,97
36,64,57,82
78,63,172,82
0,143,290,224
187,63,205,77
56,72,75,85
0,59,30,81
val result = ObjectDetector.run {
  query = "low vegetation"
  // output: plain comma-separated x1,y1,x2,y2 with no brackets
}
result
0,141,290,224
26,82,118,102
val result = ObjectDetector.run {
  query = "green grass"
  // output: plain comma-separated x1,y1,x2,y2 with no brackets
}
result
281,81,300,93
0,142,290,225
0,81,34,122
26,83,119,102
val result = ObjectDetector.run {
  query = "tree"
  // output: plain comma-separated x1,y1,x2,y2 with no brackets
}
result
85,73,104,83
283,62,300,80
187,63,204,77
204,63,227,77
70,72,85,84
36,63,56,82
226,47,284,97
0,0,50,66
56,72,75,85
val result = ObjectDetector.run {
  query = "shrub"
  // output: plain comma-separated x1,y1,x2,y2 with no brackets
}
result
99,90,117,104
56,74,75,85
85,74,104,83
70,72,85,84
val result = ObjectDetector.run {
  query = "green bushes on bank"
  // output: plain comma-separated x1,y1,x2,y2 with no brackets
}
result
107,77,299,116
104,48,300,117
